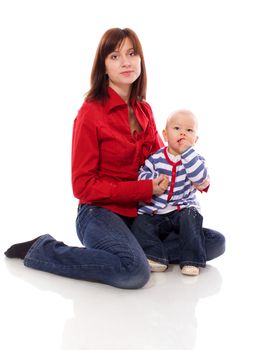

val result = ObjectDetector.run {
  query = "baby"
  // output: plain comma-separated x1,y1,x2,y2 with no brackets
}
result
132,110,209,276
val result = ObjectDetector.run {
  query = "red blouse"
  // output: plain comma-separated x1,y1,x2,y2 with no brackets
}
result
72,87,163,217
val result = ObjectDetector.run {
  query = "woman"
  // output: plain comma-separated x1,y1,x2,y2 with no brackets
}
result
5,28,225,289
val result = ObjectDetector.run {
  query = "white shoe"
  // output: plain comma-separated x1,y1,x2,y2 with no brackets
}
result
148,259,168,272
181,265,200,276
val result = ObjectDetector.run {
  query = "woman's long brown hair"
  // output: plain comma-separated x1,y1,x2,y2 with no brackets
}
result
85,28,147,102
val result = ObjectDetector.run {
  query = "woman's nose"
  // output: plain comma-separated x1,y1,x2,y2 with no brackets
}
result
121,56,131,67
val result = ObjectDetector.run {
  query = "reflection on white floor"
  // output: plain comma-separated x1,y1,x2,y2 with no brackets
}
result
1,234,269,350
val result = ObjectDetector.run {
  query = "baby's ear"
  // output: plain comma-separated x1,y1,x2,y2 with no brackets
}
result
195,135,199,143
162,129,168,142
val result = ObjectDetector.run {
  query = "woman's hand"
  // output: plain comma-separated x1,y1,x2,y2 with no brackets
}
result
152,175,169,195
193,177,210,192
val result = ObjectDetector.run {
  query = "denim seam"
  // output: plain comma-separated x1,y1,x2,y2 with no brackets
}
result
24,234,52,260
179,260,206,268
146,254,168,265
24,257,118,270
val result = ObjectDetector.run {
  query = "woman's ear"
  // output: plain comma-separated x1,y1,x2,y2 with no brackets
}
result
162,129,168,142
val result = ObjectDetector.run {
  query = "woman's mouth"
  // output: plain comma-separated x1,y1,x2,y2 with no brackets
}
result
121,70,133,76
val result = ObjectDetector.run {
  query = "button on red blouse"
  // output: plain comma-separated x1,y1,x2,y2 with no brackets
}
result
72,87,163,217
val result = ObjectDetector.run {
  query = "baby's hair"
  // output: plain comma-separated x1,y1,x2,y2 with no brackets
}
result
165,109,198,129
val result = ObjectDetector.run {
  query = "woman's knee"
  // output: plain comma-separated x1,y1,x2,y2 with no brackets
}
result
117,259,151,289
205,229,226,261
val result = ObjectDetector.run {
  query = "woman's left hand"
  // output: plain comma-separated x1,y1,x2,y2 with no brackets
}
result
193,177,210,192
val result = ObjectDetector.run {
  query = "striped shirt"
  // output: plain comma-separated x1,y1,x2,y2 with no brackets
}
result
138,146,208,215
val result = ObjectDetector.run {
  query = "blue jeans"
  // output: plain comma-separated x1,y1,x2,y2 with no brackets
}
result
24,205,150,289
132,207,225,267
23,205,225,288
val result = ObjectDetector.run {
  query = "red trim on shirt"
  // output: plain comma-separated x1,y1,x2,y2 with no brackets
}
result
163,148,182,201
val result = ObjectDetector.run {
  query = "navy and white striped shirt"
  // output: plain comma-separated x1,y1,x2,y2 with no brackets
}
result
138,146,208,215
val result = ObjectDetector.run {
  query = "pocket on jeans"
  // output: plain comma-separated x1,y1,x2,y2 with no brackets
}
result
76,205,97,237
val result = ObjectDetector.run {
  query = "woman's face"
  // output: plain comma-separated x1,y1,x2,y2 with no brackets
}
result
105,37,141,92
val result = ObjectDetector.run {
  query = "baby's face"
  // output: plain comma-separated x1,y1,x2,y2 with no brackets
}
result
162,111,198,155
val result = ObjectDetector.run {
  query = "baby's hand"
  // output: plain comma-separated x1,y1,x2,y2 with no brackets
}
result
152,175,169,195
178,139,193,154
159,176,169,191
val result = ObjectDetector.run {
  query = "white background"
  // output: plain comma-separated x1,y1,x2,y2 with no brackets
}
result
1,1,269,349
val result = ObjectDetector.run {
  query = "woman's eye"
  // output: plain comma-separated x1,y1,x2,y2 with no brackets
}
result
129,50,135,56
111,54,118,60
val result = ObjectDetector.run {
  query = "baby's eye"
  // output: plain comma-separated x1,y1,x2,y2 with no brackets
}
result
174,126,180,130
187,128,194,133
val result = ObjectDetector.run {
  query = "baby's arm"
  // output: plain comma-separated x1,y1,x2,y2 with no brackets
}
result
138,157,159,180
181,147,209,186
139,157,169,195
